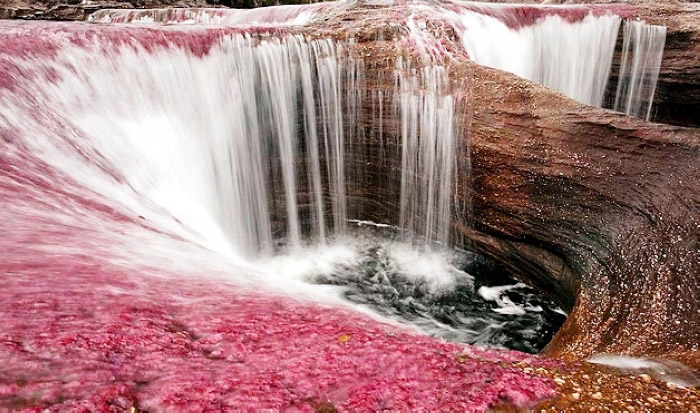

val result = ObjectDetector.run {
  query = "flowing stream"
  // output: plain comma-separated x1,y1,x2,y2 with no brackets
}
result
0,0,667,354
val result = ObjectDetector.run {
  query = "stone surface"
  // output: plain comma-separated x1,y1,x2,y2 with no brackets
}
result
461,64,698,363
0,264,559,411
0,0,698,410
0,0,213,20
313,1,699,366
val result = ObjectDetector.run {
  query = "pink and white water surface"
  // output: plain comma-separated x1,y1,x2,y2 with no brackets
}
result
0,17,562,410
0,0,667,409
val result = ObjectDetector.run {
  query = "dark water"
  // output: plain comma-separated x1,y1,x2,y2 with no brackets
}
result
311,225,567,354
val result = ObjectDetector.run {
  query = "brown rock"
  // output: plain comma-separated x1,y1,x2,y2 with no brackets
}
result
1,0,697,391
314,2,700,366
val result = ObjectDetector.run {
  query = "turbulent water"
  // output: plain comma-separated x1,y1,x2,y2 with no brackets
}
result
0,0,668,358
311,225,566,354
0,1,676,409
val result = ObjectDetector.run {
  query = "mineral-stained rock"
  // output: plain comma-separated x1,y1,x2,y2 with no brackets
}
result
0,0,698,409
310,1,699,366
0,0,215,20
0,0,319,21
460,63,698,363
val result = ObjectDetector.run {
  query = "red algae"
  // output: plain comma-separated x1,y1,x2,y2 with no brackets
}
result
456,3,637,29
0,16,561,412
0,143,558,409
88,4,331,27
403,0,638,30
0,266,558,411
0,20,290,60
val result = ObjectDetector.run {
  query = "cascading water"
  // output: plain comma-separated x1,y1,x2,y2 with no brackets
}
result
10,1,686,409
409,1,667,119
445,9,622,106
89,1,669,120
613,20,667,121
1,27,353,258
396,60,461,245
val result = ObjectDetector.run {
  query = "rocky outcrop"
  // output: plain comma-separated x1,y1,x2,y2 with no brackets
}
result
0,0,212,20
2,0,697,369
460,64,698,363
0,0,319,20
312,2,700,367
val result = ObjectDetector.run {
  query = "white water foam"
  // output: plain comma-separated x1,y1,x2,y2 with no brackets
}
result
589,354,699,388
478,284,543,315
407,2,666,119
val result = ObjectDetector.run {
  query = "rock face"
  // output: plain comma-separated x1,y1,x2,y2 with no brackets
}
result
1,0,698,368
308,1,699,366
0,0,320,20
461,65,698,362
0,0,212,20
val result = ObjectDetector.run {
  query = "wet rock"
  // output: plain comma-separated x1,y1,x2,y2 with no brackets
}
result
334,2,699,365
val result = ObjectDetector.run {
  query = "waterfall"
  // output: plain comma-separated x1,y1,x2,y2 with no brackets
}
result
4,1,667,262
396,60,462,246
314,40,349,236
411,2,667,119
2,19,464,259
0,5,688,409
0,26,354,257
613,21,667,121
460,13,621,107
426,6,621,107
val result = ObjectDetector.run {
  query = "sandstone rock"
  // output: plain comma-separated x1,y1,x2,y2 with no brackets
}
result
1,0,697,370
315,1,699,365
0,0,216,20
